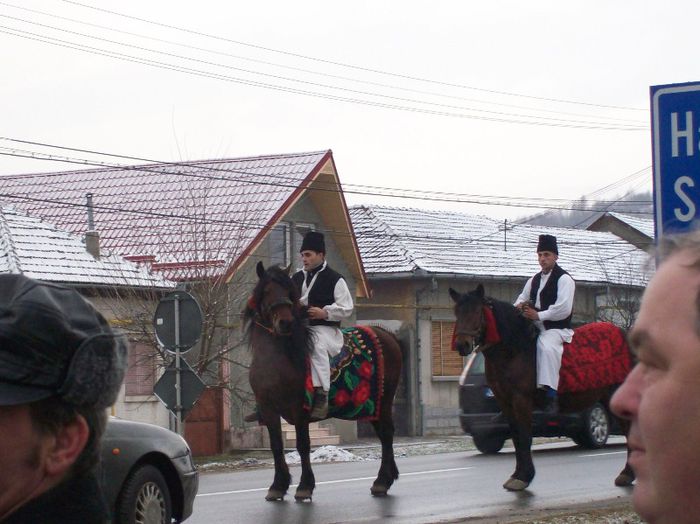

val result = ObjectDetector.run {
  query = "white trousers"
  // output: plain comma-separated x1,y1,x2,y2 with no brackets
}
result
536,328,574,390
308,325,344,391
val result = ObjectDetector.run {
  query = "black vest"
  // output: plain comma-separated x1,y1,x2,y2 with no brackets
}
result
292,264,343,327
529,263,573,330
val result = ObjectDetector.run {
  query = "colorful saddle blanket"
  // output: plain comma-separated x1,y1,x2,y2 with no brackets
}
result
303,326,385,421
559,322,632,393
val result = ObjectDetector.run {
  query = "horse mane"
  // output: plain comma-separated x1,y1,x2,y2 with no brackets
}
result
243,265,312,371
487,296,538,355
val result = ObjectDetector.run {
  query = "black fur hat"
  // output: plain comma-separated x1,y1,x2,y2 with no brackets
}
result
300,231,326,253
537,234,558,255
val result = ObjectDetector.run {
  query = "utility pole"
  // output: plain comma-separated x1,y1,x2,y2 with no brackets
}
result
498,219,513,250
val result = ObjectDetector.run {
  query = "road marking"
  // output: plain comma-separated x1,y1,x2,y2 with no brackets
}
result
197,466,474,498
580,450,628,458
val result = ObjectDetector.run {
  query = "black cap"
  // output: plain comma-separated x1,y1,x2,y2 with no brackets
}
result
300,231,326,253
537,234,558,255
0,274,127,408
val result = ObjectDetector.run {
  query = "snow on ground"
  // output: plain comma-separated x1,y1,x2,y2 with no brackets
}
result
285,445,365,464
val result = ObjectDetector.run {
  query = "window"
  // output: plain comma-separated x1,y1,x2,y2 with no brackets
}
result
124,342,156,396
431,320,465,377
269,223,291,267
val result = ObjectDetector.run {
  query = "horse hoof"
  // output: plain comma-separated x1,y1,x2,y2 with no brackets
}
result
265,489,286,501
503,477,530,491
614,473,635,487
294,488,313,502
370,484,388,497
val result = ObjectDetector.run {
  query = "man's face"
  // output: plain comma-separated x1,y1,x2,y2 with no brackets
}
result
611,250,700,524
0,404,52,520
537,250,558,274
301,250,324,271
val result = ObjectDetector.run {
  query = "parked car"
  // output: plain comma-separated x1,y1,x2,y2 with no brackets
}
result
101,417,198,523
458,351,621,454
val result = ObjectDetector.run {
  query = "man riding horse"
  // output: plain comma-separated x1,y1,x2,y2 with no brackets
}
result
514,234,576,414
245,230,353,421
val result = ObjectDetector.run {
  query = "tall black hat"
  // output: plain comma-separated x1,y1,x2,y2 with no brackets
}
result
300,231,326,253
537,234,558,255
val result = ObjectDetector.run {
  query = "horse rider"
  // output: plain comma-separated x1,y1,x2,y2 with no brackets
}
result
291,230,354,419
514,234,575,414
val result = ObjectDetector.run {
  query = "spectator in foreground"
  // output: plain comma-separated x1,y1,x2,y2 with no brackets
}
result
611,229,700,524
0,274,127,523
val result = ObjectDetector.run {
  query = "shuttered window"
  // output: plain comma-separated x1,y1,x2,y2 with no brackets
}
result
124,342,156,396
431,321,465,377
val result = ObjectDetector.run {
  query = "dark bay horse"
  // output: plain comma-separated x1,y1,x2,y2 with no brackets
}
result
450,284,634,491
245,261,402,501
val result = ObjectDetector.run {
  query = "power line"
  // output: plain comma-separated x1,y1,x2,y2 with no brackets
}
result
0,137,652,212
0,22,647,131
0,2,648,125
56,0,647,112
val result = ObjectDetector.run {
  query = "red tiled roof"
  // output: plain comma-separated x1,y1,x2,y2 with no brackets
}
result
1,151,332,280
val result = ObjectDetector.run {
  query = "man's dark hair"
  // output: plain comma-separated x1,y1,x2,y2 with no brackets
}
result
28,396,107,477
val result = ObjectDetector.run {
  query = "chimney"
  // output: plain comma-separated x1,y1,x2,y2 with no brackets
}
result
85,230,100,259
85,193,100,259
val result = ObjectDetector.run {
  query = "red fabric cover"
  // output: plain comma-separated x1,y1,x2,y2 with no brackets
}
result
451,306,501,351
558,322,632,393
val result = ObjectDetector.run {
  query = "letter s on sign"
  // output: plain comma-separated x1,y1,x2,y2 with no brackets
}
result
674,175,696,222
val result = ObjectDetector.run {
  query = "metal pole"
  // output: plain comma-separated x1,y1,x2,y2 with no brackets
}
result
174,295,183,436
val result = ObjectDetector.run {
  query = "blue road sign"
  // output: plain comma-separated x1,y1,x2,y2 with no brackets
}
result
651,82,700,239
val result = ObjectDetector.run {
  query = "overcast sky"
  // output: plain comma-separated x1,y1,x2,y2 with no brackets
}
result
1,0,696,220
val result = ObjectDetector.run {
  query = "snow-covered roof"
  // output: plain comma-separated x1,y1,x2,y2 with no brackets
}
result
350,205,653,287
1,151,332,280
607,211,654,238
0,205,173,288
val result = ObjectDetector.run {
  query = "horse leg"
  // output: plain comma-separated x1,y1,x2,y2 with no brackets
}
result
262,414,291,501
370,408,399,496
615,417,635,486
503,393,535,491
293,422,316,501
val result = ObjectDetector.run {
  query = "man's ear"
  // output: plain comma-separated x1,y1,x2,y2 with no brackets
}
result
44,414,90,477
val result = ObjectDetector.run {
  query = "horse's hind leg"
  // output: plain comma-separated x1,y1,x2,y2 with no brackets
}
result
262,414,291,501
293,422,316,501
615,418,635,486
370,409,399,496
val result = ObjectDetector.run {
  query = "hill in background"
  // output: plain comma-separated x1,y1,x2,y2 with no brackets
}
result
518,190,652,228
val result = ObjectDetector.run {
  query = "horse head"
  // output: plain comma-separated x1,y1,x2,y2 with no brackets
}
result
449,284,486,356
248,261,301,336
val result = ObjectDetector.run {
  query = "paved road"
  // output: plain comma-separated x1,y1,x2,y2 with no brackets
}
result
189,442,633,524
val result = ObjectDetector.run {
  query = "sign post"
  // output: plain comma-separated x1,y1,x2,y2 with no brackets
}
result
651,82,700,239
153,291,204,436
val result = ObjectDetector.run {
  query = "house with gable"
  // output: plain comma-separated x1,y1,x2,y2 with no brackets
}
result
2,150,369,453
349,205,653,436
587,211,654,251
0,204,175,426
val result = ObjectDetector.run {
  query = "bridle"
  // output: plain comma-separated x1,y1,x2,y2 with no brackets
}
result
454,304,486,352
254,295,294,337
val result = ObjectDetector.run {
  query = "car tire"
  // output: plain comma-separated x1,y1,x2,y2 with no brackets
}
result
472,431,506,454
115,464,172,524
572,402,610,449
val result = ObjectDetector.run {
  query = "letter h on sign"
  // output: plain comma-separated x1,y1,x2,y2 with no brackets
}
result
651,82,700,238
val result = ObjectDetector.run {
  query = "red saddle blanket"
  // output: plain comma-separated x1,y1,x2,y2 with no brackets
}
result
302,325,385,421
558,322,632,394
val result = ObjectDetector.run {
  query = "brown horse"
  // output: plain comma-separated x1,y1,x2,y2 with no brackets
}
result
245,261,402,501
449,284,635,491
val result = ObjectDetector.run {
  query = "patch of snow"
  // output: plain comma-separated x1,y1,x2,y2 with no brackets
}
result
285,445,365,464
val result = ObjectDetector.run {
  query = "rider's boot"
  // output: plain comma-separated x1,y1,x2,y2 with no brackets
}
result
310,387,328,420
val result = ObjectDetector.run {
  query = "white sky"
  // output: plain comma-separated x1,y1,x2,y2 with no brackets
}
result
1,0,695,220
